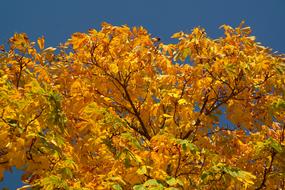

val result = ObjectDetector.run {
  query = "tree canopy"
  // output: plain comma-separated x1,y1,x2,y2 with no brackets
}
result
0,22,285,190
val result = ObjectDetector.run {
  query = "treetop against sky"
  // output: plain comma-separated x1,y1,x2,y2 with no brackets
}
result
0,22,284,189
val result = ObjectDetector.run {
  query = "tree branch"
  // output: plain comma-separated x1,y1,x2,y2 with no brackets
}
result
255,151,276,190
122,85,151,140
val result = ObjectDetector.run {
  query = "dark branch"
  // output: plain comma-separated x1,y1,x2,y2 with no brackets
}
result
255,151,276,190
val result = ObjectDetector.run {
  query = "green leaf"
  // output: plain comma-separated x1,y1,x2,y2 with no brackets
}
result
267,138,283,153
112,184,123,190
272,98,285,110
166,177,176,186
220,165,256,185
7,119,18,127
182,143,187,151
41,175,69,189
124,157,131,168
121,132,142,149
201,172,208,180
137,166,148,175
143,179,163,188
133,184,146,190
176,139,199,153
255,138,283,154
61,167,73,178
144,179,160,186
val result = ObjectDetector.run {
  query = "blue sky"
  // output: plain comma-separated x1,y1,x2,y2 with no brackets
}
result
0,0,285,189
1,0,285,52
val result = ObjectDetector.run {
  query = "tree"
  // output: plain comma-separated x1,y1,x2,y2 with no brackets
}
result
0,22,284,190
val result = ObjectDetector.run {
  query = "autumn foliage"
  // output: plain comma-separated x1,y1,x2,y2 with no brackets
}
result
0,22,285,189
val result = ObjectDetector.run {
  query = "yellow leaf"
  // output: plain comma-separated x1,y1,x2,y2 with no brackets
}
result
171,31,184,39
163,114,172,118
0,45,4,51
37,36,45,50
109,63,119,74
104,97,112,102
44,47,56,52
178,99,187,105
70,33,88,50
9,33,30,51
168,92,180,98
70,80,82,95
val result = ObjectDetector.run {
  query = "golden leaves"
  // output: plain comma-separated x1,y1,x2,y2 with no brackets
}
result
178,98,187,105
109,63,119,74
0,45,4,52
69,32,89,50
70,79,82,96
1,22,285,190
37,36,45,50
9,33,30,52
171,31,184,39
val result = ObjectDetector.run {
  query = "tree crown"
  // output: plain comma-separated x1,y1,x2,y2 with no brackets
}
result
0,22,285,190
